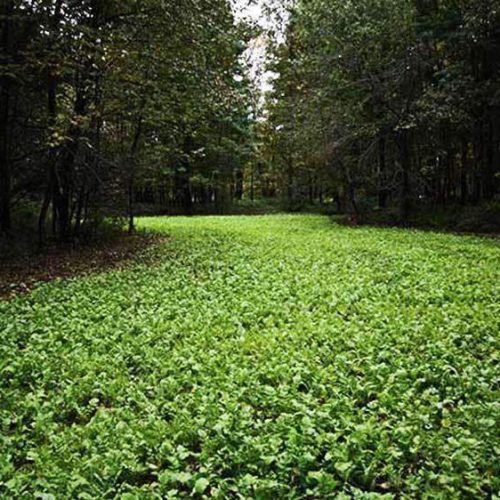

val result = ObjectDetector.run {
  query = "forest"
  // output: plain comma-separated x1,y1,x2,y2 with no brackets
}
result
263,0,500,225
1,0,499,244
0,1,499,498
1,0,254,244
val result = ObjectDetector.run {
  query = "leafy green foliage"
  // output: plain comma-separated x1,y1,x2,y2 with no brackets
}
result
260,0,500,217
1,0,256,239
1,215,499,497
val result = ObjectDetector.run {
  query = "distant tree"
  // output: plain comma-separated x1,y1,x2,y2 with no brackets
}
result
261,0,500,220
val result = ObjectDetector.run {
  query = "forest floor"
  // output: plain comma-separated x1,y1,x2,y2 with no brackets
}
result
0,215,498,497
0,232,163,300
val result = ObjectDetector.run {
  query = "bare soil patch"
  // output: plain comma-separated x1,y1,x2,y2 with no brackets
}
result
0,233,164,300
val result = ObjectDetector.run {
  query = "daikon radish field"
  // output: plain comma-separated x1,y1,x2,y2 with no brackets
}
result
1,215,499,498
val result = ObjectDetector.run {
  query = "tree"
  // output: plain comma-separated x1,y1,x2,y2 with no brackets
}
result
261,0,500,220
1,0,256,244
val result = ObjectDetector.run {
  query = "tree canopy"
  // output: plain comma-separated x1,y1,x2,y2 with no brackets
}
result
0,0,256,240
261,0,500,220
1,0,499,241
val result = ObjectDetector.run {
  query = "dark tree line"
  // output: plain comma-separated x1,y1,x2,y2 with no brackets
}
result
0,0,255,243
2,0,499,244
262,0,500,222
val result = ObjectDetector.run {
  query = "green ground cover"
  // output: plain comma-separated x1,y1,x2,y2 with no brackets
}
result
1,215,499,498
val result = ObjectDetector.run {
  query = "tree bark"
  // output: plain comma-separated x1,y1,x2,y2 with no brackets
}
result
287,156,294,210
397,131,412,224
250,163,255,202
0,0,14,233
341,160,359,216
235,169,244,201
378,136,387,209
460,139,468,205
38,174,53,250
128,114,144,233
38,66,59,247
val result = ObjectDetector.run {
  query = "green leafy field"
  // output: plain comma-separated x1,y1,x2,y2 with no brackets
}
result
1,215,499,498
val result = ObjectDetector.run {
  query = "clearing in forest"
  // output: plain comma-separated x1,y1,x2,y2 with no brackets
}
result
1,215,498,498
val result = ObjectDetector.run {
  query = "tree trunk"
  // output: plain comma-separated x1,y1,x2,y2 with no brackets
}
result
378,136,387,209
38,68,59,247
287,156,294,209
55,70,90,241
460,139,468,205
128,179,135,233
250,164,255,202
38,174,53,250
235,170,244,201
397,131,412,224
128,114,144,233
308,171,314,204
485,109,500,200
179,135,194,214
481,116,494,200
40,0,64,242
341,160,359,216
0,0,14,233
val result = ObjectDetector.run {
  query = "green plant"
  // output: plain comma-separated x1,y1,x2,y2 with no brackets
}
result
0,215,498,497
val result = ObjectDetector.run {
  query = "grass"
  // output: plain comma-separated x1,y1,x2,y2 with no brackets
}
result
1,215,498,498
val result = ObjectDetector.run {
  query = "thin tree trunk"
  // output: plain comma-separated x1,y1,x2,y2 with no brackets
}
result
484,111,498,200
287,156,294,209
341,160,359,216
56,83,86,241
250,164,255,202
39,68,59,247
38,174,53,250
378,136,387,209
235,169,244,201
73,185,85,237
0,0,14,233
397,131,412,224
128,114,144,233
460,139,468,205
40,0,64,241
128,179,135,233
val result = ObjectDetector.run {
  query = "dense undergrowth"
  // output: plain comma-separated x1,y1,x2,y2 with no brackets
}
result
348,202,500,234
0,215,498,498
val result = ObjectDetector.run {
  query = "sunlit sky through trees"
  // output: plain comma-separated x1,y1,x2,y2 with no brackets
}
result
232,0,285,94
